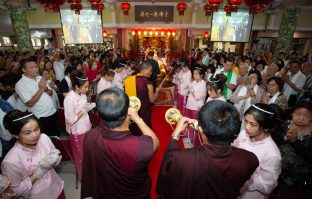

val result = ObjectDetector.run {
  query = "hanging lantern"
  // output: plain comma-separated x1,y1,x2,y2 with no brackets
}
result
208,0,223,11
155,30,159,36
87,0,101,3
37,0,66,12
138,30,142,35
121,1,131,15
67,0,81,4
228,0,241,12
96,3,105,15
172,31,176,37
161,31,165,36
143,30,147,36
177,2,187,16
204,31,209,38
244,0,274,14
132,30,136,36
224,5,232,16
167,31,171,36
88,0,101,10
203,4,213,16
74,3,82,14
149,30,153,36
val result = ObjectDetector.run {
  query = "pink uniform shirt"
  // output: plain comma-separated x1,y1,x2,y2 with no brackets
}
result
232,130,281,199
186,80,207,111
64,90,92,135
1,134,63,199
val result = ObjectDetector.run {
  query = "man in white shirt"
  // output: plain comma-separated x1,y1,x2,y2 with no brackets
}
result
283,60,307,106
201,48,210,67
214,58,237,100
15,58,59,136
53,54,65,82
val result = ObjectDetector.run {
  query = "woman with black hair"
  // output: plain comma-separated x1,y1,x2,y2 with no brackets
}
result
262,76,288,111
1,110,64,199
185,67,207,120
232,103,282,199
206,74,226,102
272,100,312,191
230,69,265,120
63,70,95,181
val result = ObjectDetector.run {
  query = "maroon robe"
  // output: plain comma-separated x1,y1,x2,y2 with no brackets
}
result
130,76,152,135
81,127,155,199
157,140,259,199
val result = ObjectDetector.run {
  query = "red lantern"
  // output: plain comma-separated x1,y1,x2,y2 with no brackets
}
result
244,0,275,14
203,4,213,16
177,2,187,16
75,3,82,14
96,3,104,15
204,31,209,38
121,1,131,15
87,0,101,3
224,5,233,16
36,0,66,12
67,0,81,3
228,0,241,12
208,0,223,11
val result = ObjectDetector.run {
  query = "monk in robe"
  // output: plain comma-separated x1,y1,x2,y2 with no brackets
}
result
81,88,159,199
157,100,259,199
124,62,159,135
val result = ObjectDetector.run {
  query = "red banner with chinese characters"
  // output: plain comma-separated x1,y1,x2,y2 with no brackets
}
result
135,5,174,22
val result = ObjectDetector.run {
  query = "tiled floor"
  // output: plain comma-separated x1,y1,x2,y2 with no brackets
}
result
57,161,81,199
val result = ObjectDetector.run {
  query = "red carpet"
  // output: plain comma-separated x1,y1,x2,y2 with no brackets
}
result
148,106,184,199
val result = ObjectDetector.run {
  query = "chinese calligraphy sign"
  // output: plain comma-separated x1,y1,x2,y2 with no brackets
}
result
135,6,174,22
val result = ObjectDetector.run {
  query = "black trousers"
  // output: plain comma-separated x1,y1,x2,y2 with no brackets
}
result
39,111,59,136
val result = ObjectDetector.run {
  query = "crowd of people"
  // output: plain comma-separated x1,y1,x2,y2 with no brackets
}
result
0,46,310,198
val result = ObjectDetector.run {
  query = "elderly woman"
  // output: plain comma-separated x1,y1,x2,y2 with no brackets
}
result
271,100,312,190
230,69,265,120
262,77,288,110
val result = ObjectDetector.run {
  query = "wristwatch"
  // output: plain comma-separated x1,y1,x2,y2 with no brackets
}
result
44,87,48,92
171,132,180,140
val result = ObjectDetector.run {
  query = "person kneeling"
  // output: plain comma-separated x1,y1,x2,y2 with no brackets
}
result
157,100,259,199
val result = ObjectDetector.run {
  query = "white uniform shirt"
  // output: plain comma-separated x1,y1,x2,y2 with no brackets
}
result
15,75,56,118
283,70,306,100
53,60,65,81
97,78,114,94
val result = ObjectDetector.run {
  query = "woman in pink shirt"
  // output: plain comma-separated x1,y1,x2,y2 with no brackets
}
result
184,67,207,148
1,110,65,199
206,75,226,102
63,71,95,181
185,68,207,119
177,62,192,114
232,103,282,199
172,65,182,107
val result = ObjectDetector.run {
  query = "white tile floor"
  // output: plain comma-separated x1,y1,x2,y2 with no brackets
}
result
57,161,81,199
